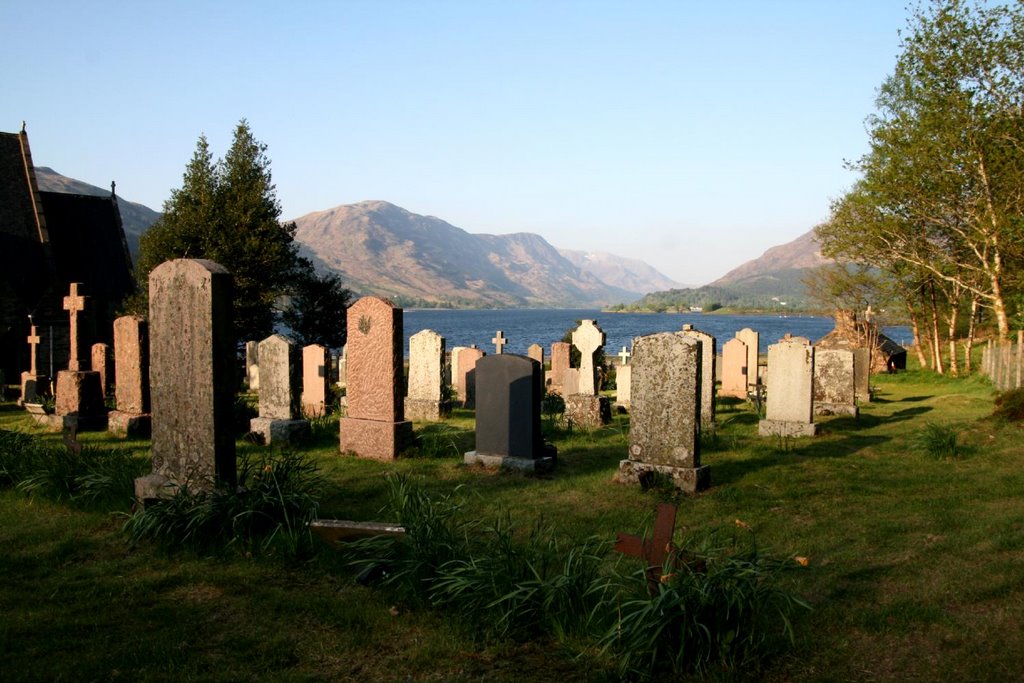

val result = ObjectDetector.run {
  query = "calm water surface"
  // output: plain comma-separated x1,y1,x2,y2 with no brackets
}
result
401,309,912,358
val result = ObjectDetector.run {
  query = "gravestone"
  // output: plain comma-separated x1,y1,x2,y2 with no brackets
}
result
455,346,485,408
91,343,111,398
491,330,507,355
245,340,260,391
337,345,347,388
464,354,555,472
736,328,760,389
55,282,106,428
251,334,310,445
616,332,709,493
137,259,235,500
527,343,544,367
615,345,632,409
339,296,414,460
548,341,573,395
720,337,748,399
108,315,151,437
406,329,449,421
813,348,858,417
449,346,466,395
565,319,611,429
302,343,331,417
680,324,717,429
759,335,818,437
20,324,47,405
853,347,871,403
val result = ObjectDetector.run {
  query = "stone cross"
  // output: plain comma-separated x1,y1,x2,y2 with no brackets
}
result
614,503,678,591
26,325,40,375
492,330,508,355
618,346,631,366
63,282,87,371
571,319,606,396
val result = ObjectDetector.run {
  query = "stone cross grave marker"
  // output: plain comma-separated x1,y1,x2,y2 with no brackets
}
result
63,282,87,371
618,346,631,365
26,325,40,375
614,503,678,591
571,319,605,396
491,330,507,355
138,259,235,500
616,345,632,408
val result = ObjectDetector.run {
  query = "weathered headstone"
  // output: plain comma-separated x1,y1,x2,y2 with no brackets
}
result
464,354,555,472
759,335,817,437
680,323,717,429
491,330,507,355
137,259,235,500
302,343,331,417
108,315,151,437
91,342,111,398
20,324,47,405
736,328,760,388
615,345,632,409
251,334,310,445
338,296,414,460
565,319,611,429
245,340,260,391
813,348,858,417
55,282,105,427
336,345,347,388
616,332,709,493
527,343,544,367
455,346,485,408
548,341,573,394
406,329,449,421
853,347,871,403
449,346,466,395
720,337,748,399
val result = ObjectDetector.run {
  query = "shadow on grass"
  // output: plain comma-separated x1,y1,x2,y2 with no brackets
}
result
889,406,933,422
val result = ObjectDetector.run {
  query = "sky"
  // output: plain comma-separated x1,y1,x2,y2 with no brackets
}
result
2,1,911,286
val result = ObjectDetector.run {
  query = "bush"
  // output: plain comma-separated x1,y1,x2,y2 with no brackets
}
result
123,450,323,557
602,527,809,679
994,388,1024,421
914,422,962,459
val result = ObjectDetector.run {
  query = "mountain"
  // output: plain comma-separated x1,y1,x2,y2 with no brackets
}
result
627,228,832,311
291,200,645,308
710,229,830,286
34,166,161,259
557,249,688,293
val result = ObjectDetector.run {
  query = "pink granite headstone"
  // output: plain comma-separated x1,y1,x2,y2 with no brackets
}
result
456,346,485,408
108,315,150,437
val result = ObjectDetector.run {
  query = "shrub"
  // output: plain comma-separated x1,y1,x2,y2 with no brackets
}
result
602,527,809,679
993,388,1024,422
914,422,962,459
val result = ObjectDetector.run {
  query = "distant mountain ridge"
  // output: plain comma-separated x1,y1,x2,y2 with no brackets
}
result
558,249,688,293
291,200,658,308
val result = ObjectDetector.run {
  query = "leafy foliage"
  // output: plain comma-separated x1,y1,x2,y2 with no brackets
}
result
993,388,1024,421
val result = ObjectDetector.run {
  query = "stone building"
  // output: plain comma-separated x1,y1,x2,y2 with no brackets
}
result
0,126,135,383
815,309,906,373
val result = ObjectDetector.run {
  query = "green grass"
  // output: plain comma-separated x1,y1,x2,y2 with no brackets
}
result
1,367,1022,681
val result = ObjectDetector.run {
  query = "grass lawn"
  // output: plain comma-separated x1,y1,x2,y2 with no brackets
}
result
1,368,1022,681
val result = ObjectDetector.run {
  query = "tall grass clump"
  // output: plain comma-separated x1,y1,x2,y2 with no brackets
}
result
0,428,146,508
914,422,962,459
602,526,809,679
993,388,1024,422
124,450,323,558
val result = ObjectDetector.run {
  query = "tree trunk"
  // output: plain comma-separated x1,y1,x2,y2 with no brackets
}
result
906,298,928,368
947,301,959,377
929,281,944,374
963,296,978,374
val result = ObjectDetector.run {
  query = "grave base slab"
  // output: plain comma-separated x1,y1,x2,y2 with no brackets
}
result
757,419,819,437
812,403,859,417
108,411,152,438
250,417,311,446
404,398,450,422
339,417,414,461
464,450,556,474
615,460,710,494
562,394,611,429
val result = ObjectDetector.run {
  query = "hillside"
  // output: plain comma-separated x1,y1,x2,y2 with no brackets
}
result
292,200,645,308
625,228,831,311
34,167,161,259
557,249,687,293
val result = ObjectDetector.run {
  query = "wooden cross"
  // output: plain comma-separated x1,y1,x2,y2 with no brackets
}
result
26,325,41,375
63,282,87,371
617,345,631,366
492,330,507,355
614,503,678,592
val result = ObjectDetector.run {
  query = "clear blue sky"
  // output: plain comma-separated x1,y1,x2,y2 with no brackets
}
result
2,1,910,285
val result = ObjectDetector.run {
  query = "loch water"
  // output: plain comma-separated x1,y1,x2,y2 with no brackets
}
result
401,309,913,358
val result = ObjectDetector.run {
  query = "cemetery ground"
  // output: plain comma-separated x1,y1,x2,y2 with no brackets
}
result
1,367,1023,681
